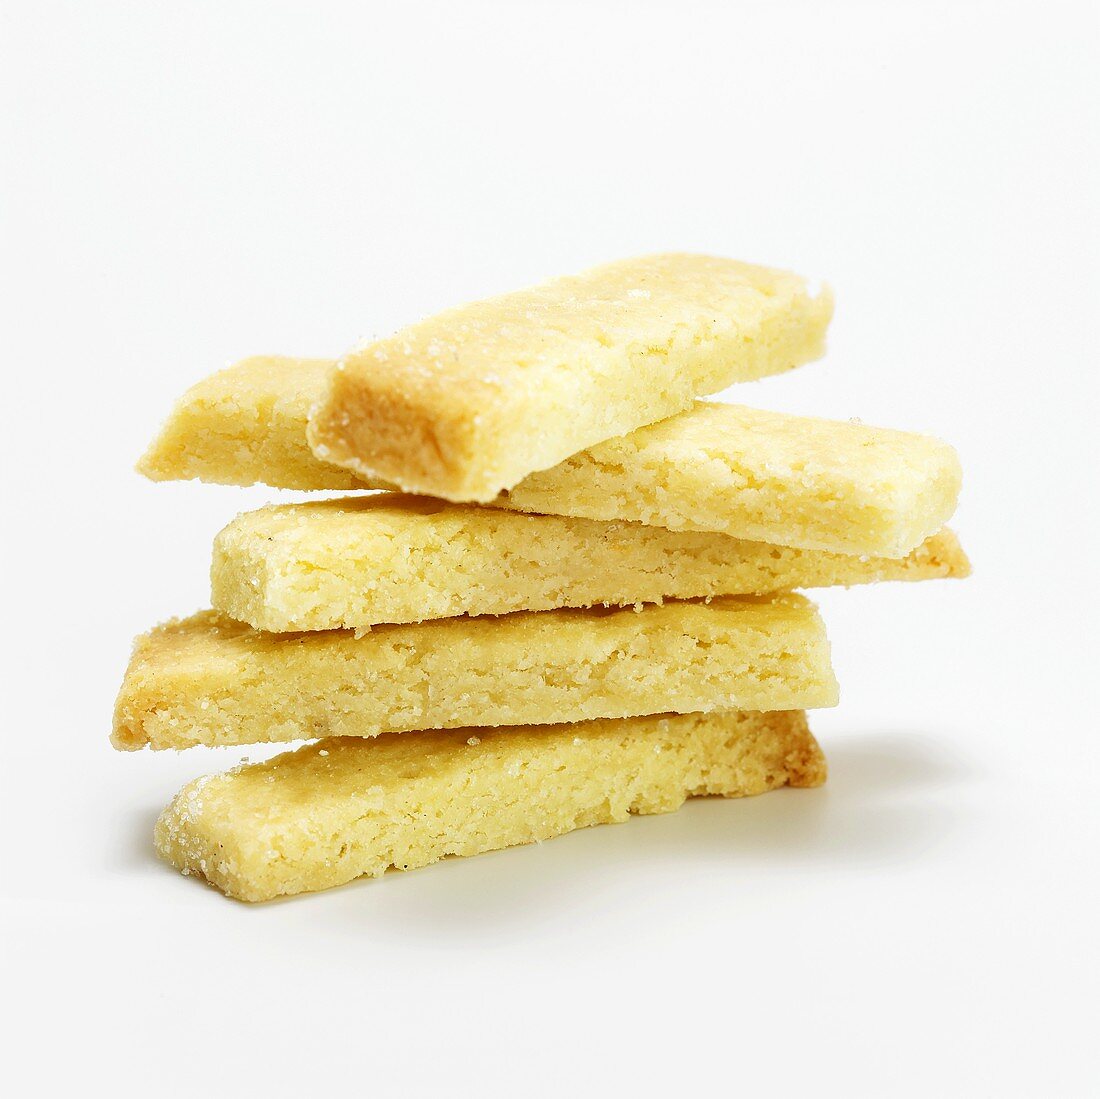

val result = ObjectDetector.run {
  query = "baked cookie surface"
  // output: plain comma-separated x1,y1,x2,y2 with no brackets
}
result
138,356,366,490
112,595,838,751
155,709,826,901
503,401,962,557
211,495,969,631
307,254,832,501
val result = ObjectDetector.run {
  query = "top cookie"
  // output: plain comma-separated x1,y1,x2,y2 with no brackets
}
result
307,254,832,502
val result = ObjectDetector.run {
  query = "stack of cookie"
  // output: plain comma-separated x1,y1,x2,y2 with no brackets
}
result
114,254,968,902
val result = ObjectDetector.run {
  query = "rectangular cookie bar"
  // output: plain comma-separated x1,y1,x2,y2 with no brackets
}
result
211,494,970,631
137,357,957,557
155,709,826,901
503,401,962,557
112,594,838,751
307,254,833,501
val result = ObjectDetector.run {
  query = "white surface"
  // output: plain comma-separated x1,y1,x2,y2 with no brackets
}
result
2,2,1097,1095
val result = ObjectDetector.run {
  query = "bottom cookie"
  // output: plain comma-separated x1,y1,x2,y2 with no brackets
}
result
155,710,825,902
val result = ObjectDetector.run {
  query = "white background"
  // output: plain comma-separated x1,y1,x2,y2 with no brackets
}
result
2,2,1097,1095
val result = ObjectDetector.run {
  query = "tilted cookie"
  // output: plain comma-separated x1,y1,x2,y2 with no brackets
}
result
112,595,838,751
211,494,970,631
155,709,826,901
502,401,962,557
306,254,832,501
139,353,957,556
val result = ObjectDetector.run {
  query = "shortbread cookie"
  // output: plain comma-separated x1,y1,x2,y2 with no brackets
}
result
502,401,962,557
137,357,957,557
155,710,826,901
112,595,837,751
211,494,970,631
138,356,365,490
307,254,832,501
